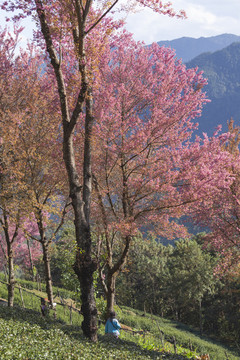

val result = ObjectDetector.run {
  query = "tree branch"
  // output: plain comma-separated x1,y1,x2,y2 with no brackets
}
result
85,0,120,35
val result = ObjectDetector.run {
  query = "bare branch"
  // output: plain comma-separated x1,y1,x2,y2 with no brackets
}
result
85,0,120,35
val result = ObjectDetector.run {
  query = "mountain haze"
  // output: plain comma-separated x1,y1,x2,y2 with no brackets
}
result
186,42,240,134
157,33,240,62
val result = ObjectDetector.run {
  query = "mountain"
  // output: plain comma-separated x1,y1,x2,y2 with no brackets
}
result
186,42,240,135
157,34,240,62
154,36,240,239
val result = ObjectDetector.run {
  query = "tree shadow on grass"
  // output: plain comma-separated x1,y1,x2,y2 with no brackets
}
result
0,305,192,360
0,304,67,330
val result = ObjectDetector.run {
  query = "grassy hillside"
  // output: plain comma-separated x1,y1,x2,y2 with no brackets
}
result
0,278,239,360
0,303,200,360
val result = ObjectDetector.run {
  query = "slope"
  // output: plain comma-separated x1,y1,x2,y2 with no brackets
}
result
0,277,239,360
157,34,240,63
186,42,240,135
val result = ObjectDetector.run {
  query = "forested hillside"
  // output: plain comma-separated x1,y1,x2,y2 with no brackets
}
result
157,35,240,135
187,42,240,134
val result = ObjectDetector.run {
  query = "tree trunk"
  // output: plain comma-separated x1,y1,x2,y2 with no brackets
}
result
73,219,98,341
35,0,98,341
0,240,8,282
74,249,97,341
27,238,35,281
7,242,15,307
41,241,54,306
105,235,131,315
106,274,116,315
199,298,203,336
64,103,98,341
99,234,131,318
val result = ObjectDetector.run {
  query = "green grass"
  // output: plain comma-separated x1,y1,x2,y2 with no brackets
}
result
0,275,81,326
0,277,239,360
119,308,240,360
0,305,197,360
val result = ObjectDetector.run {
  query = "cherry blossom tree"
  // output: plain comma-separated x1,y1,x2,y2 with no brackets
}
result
15,72,70,306
189,119,240,276
0,219,42,276
0,25,68,306
91,34,234,313
13,234,42,278
0,26,32,306
1,0,186,340
0,220,42,277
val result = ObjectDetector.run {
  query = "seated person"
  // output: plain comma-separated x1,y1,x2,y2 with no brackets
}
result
105,310,121,338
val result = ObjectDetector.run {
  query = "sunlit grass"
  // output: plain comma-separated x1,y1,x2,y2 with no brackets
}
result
0,276,239,360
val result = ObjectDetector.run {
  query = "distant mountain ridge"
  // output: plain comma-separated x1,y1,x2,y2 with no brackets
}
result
154,35,240,240
186,41,240,134
156,34,240,135
157,34,240,62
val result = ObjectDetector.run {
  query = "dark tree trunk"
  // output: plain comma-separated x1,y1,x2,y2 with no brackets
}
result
35,0,98,341
0,240,8,282
7,242,15,307
106,274,116,314
64,130,98,342
2,212,18,307
102,236,131,316
199,298,203,336
27,239,35,281
74,245,97,340
41,240,54,306
36,206,54,307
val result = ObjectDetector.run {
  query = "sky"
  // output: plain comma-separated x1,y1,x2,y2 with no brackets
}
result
1,0,240,45
125,0,240,44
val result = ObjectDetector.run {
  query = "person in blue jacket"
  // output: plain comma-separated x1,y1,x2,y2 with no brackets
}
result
105,311,121,338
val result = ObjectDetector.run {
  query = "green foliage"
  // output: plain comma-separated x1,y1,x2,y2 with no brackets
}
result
0,278,239,360
96,296,107,321
0,306,195,360
116,235,173,314
119,308,239,360
116,235,240,348
34,221,80,294
165,238,217,322
96,295,123,322
117,235,218,323
16,277,77,302
1,229,239,358
49,222,80,293
203,272,240,346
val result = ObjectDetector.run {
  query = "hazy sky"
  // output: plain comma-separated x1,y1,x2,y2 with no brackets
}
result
125,0,240,44
1,0,240,45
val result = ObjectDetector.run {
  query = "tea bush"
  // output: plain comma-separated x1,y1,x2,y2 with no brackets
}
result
0,277,239,360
